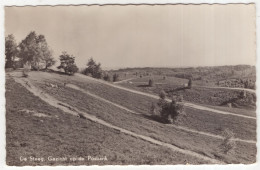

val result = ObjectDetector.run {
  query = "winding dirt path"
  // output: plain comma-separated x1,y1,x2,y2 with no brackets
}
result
76,74,256,120
194,85,255,93
11,75,224,164
66,83,256,144
113,78,134,84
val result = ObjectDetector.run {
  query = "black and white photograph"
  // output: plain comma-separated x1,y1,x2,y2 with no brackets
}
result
1,1,258,168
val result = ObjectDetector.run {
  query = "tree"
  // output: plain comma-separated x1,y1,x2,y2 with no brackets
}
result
159,97,184,124
43,56,56,69
103,74,111,81
113,73,119,82
157,91,184,124
159,90,167,100
219,129,236,154
36,35,55,69
188,78,192,89
148,79,154,87
84,58,103,79
19,31,55,70
57,51,79,75
150,103,156,115
19,31,38,67
5,34,18,68
240,90,246,99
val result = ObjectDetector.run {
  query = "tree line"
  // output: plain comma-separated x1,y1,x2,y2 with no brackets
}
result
5,32,56,70
5,31,119,80
83,58,120,82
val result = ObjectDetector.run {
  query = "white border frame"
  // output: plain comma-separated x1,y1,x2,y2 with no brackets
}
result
0,1,259,170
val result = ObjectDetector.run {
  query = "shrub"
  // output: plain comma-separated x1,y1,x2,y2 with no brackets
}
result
22,68,30,77
66,64,79,75
218,129,236,154
150,103,156,115
177,94,184,102
103,74,111,82
157,92,185,124
157,90,167,112
159,90,167,100
160,98,185,124
57,52,79,75
84,58,103,79
188,78,192,89
239,90,246,99
148,79,154,87
113,73,119,82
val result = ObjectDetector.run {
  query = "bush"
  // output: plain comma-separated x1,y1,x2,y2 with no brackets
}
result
157,92,185,124
113,73,119,82
148,79,154,87
22,68,30,77
103,74,111,82
239,90,246,99
188,78,192,89
159,90,166,100
84,58,103,79
218,129,236,154
160,98,185,124
57,52,79,75
177,95,184,102
66,64,79,75
150,103,156,115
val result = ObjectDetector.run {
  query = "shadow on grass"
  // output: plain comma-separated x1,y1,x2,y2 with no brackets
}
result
166,87,188,93
137,84,150,87
219,97,239,107
44,69,69,75
142,114,169,124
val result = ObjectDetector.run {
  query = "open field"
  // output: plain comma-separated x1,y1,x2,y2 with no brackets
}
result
6,77,215,165
5,3,257,167
118,77,256,110
17,71,256,141
7,70,256,164
110,65,256,86
110,65,256,110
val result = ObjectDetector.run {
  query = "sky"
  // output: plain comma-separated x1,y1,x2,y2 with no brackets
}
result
5,4,256,69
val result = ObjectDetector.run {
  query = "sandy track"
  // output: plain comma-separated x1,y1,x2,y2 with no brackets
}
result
11,75,223,164
113,78,134,84
66,83,256,144
76,74,256,120
194,85,255,93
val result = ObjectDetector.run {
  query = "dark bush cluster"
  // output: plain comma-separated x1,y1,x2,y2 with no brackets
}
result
113,73,119,82
5,32,56,70
218,129,236,154
57,52,79,75
83,58,103,79
103,74,111,82
151,90,185,124
148,79,154,87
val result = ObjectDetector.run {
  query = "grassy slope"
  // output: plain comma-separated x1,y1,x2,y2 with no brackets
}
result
198,104,256,117
27,72,256,164
74,80,256,141
129,75,188,85
119,80,256,110
66,74,256,139
6,78,211,165
110,65,256,83
28,72,256,141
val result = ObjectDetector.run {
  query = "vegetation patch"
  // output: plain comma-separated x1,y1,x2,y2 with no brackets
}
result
6,78,212,165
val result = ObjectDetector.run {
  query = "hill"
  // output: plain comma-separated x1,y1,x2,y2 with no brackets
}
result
5,70,256,165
